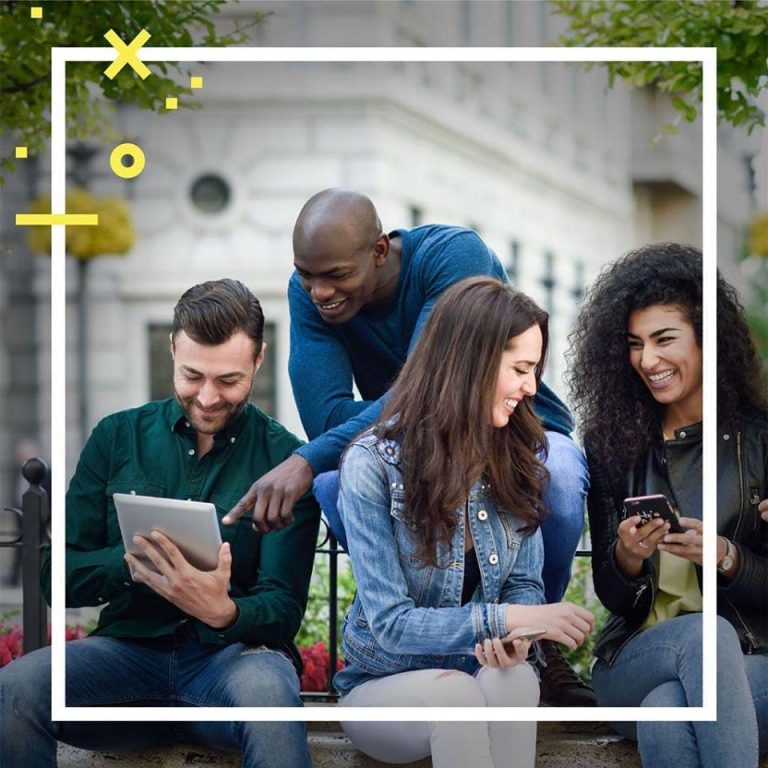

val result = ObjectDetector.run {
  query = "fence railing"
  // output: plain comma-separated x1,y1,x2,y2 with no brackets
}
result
305,518,342,701
1,458,49,655
3,461,589,700
1,459,344,698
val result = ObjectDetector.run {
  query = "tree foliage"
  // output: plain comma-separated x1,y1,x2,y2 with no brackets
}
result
553,0,768,132
0,0,264,177
26,188,135,259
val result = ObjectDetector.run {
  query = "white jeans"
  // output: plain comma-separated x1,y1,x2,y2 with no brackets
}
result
340,663,539,768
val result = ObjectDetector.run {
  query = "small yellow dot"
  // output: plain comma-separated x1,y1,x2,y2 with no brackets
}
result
165,97,178,110
190,76,204,89
15,146,28,159
31,7,43,19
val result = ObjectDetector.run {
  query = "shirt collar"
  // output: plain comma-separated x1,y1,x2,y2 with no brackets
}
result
166,398,251,443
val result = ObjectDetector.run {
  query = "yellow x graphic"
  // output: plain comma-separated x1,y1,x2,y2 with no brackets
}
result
104,29,152,80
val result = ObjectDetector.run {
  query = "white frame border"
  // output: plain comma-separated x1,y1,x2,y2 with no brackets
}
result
50,45,717,722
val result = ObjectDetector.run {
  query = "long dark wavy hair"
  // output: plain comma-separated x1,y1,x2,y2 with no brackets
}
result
567,243,767,477
378,277,550,566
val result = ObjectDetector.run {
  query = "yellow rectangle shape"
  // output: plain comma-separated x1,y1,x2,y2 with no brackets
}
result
190,76,204,89
16,213,99,226
15,146,28,159
165,96,178,109
31,7,43,19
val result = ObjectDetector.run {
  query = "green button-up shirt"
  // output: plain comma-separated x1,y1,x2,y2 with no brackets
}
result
42,399,320,664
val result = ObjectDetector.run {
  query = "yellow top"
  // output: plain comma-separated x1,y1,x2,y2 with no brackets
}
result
641,551,702,630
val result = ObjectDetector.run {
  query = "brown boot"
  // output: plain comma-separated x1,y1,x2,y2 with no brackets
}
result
538,640,596,706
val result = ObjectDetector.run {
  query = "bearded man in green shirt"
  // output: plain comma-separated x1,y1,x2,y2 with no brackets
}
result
0,279,319,768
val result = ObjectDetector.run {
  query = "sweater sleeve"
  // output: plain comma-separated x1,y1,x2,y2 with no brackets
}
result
196,489,320,647
41,416,132,608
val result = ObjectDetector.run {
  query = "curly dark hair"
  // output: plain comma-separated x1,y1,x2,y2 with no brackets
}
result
567,243,767,477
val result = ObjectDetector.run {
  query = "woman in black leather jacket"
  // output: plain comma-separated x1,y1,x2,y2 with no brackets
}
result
568,243,767,768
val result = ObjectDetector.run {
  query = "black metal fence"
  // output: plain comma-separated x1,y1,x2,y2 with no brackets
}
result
1,459,343,698
1,458,49,655
3,461,589,700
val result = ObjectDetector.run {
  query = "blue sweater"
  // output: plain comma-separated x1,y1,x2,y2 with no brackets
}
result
289,224,574,474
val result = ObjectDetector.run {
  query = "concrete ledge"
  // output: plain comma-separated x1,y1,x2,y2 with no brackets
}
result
57,723,643,768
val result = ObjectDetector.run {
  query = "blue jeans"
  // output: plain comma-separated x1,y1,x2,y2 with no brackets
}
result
315,429,588,602
592,613,768,768
0,634,311,768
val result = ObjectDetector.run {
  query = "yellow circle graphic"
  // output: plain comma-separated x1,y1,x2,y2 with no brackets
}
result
110,143,146,179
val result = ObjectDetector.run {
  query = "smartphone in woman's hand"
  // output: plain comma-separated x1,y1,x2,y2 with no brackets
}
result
623,494,684,534
500,626,547,649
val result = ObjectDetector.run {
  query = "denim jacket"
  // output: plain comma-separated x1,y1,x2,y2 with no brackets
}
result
334,430,545,695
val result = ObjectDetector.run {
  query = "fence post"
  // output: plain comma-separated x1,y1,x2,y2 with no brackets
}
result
328,531,338,694
21,457,49,654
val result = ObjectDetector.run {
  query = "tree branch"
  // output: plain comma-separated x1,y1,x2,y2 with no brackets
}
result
0,74,49,94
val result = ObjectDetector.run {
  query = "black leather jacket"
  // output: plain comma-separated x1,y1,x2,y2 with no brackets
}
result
586,411,768,665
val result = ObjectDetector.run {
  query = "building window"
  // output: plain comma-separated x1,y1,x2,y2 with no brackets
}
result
189,174,231,214
148,322,277,416
507,240,520,283
540,251,556,316
571,260,585,303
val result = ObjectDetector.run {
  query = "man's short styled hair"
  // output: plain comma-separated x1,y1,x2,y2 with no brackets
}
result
172,279,264,358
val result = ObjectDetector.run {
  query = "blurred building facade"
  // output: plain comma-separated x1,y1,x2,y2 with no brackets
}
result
0,0,760,512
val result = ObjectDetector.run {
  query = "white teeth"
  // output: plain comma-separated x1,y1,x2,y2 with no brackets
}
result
649,370,675,383
320,301,343,309
504,399,518,410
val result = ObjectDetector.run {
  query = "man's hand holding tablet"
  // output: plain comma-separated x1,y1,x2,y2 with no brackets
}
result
114,494,237,629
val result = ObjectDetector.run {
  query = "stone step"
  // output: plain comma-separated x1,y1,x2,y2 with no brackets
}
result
57,723,642,768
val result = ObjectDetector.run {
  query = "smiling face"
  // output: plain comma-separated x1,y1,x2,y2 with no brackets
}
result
491,324,542,428
293,225,390,325
171,330,262,435
627,304,702,424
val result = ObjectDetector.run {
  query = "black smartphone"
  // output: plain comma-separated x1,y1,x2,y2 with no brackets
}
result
622,494,684,534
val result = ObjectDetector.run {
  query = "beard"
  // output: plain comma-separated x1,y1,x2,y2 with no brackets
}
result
174,387,252,436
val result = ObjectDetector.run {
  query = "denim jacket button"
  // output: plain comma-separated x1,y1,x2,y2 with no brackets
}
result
477,509,488,521
488,553,499,565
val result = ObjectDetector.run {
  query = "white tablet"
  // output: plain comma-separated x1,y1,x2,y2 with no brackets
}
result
114,493,222,575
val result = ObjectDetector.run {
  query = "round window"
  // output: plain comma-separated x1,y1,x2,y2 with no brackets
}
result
189,174,231,214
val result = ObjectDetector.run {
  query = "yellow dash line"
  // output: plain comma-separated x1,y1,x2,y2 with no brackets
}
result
16,214,99,226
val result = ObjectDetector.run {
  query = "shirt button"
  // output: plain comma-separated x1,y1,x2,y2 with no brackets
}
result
130,490,136,495
679,431,686,438
186,422,190,428
488,553,499,565
477,509,488,521
188,449,195,456
723,434,730,441
230,437,236,443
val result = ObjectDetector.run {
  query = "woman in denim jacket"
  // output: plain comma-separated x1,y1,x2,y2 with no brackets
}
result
335,277,594,768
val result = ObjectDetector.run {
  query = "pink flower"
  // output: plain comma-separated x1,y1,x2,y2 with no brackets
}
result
0,620,91,667
3,627,22,658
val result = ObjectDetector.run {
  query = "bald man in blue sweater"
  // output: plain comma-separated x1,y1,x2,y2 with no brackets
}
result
226,189,594,705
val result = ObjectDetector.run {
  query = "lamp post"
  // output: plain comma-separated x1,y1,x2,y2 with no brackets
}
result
66,142,99,448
